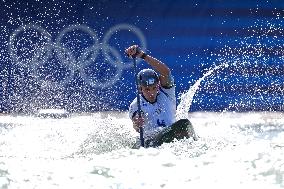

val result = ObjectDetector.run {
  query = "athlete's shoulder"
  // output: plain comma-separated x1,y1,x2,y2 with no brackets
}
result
129,98,138,110
130,97,137,105
129,98,138,118
158,85,176,103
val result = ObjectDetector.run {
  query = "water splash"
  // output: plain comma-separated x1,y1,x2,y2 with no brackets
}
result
176,18,284,116
176,63,228,120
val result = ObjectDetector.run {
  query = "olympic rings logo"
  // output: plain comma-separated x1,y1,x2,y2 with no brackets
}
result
8,23,147,88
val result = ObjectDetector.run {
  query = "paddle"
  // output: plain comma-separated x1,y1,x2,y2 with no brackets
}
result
132,56,145,147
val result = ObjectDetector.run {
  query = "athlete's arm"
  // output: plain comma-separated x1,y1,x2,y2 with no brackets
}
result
125,45,172,88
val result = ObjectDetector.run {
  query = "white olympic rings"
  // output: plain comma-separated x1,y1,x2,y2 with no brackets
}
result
8,23,147,88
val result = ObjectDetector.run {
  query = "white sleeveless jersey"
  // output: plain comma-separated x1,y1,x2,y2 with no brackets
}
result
129,86,176,139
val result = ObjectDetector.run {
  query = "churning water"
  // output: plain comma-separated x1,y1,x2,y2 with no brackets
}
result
1,111,284,189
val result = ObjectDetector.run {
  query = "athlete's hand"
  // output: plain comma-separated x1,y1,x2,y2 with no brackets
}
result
132,114,145,132
125,45,143,58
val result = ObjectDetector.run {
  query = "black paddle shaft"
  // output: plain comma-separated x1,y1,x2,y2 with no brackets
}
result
132,56,145,147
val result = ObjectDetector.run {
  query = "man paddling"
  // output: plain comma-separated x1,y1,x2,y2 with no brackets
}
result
125,45,197,148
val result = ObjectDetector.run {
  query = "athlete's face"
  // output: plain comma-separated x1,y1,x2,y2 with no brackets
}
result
140,83,159,103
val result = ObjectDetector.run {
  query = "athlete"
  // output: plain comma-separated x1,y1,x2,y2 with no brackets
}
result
125,45,196,147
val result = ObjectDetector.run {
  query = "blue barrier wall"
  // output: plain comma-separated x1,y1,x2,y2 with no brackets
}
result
0,0,284,113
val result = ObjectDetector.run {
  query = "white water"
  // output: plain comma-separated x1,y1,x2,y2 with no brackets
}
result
176,63,228,120
1,111,284,188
